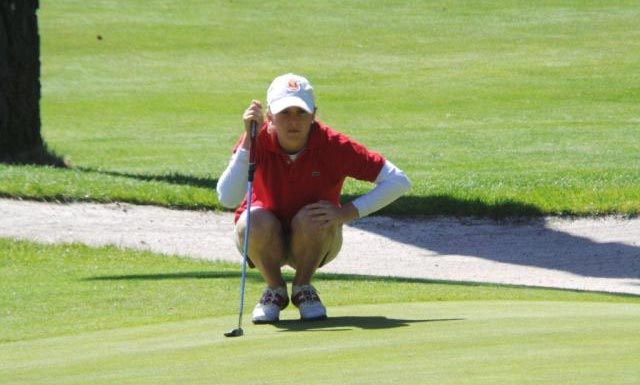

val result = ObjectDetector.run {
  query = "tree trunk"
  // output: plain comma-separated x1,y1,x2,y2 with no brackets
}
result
0,0,63,166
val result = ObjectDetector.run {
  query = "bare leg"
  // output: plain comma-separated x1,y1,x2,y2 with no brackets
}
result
288,206,343,286
235,208,286,288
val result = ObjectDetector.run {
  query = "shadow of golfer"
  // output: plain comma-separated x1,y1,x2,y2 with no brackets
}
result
272,316,463,332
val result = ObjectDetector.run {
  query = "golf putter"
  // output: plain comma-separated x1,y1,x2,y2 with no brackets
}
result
225,120,258,338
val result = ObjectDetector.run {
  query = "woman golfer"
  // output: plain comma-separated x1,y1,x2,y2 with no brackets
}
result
217,73,411,323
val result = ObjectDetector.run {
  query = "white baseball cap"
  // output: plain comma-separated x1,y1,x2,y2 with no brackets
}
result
267,73,315,114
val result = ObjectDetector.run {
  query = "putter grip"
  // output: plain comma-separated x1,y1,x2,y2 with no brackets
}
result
248,120,257,182
250,120,258,139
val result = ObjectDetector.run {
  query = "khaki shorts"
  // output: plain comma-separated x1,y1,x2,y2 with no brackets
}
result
235,222,343,269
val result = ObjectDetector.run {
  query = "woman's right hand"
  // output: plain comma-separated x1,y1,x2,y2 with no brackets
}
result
242,100,264,137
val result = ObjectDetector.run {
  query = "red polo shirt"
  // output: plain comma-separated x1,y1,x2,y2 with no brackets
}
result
232,121,385,227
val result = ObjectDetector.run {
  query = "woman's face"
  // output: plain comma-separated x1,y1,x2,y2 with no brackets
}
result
268,106,316,154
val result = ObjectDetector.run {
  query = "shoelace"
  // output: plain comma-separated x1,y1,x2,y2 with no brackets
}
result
293,285,320,305
260,288,288,308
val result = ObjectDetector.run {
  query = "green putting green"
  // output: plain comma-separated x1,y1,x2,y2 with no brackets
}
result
2,301,638,385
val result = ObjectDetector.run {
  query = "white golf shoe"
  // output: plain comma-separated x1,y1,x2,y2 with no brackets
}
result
252,286,289,324
292,285,327,321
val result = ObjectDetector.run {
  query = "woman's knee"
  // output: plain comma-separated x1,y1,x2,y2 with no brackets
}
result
289,211,343,268
290,206,339,241
290,206,323,239
236,208,283,242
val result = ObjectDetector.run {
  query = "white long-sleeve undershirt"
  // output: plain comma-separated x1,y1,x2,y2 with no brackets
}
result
351,159,411,217
216,148,411,218
216,149,250,209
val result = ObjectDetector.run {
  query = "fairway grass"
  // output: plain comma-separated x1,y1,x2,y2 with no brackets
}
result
2,302,639,385
2,1,638,217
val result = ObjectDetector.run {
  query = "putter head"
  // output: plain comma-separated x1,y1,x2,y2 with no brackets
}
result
224,328,243,338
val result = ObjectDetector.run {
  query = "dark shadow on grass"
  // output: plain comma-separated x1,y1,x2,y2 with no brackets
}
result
313,273,640,299
82,270,640,299
345,194,545,219
0,143,68,168
76,167,218,190
272,316,464,332
83,271,263,282
342,194,640,281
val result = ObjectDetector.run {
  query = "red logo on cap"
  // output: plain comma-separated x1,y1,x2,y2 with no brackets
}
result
287,79,300,91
